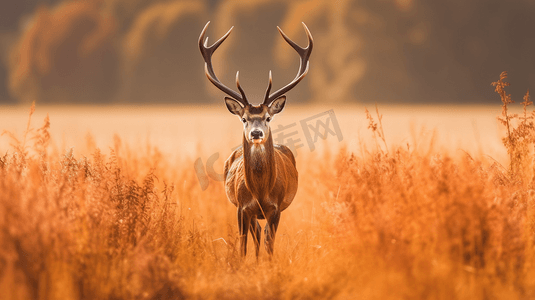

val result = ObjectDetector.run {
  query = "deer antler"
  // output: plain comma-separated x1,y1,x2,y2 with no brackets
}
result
263,22,313,106
199,22,249,106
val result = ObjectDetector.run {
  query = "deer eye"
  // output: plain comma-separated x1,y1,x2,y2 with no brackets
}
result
242,118,246,123
266,117,271,122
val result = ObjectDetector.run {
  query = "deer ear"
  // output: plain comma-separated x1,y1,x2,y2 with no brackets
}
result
268,95,286,115
225,97,244,116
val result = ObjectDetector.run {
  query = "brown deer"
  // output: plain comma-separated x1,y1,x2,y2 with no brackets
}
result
198,21,313,258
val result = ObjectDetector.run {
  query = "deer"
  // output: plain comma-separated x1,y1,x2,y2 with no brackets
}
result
198,21,313,258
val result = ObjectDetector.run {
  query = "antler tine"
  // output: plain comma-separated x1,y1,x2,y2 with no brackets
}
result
263,22,313,105
236,71,248,102
199,21,248,106
263,70,273,102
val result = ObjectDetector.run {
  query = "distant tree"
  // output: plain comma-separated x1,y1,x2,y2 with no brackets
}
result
6,0,535,104
120,1,208,103
0,0,61,103
8,1,120,103
213,0,366,103
0,0,60,31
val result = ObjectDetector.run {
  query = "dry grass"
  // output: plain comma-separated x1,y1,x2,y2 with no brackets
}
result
1,74,535,299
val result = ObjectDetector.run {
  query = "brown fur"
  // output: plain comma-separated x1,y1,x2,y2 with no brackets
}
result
224,123,298,257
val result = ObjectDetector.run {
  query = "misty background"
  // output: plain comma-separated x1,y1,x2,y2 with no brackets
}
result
0,0,534,105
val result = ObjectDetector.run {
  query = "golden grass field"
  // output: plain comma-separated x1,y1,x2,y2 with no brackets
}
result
1,74,535,299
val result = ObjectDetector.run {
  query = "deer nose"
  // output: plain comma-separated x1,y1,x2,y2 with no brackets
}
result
251,130,263,140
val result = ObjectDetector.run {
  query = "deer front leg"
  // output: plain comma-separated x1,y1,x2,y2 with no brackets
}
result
264,209,280,256
237,208,251,257
249,217,261,259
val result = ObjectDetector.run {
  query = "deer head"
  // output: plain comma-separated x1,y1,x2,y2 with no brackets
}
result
199,22,313,145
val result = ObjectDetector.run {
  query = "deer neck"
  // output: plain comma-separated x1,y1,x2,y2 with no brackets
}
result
243,129,276,200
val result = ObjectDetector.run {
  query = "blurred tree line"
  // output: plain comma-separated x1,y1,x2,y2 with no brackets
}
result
0,0,534,104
